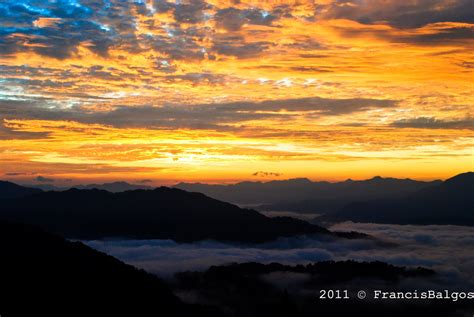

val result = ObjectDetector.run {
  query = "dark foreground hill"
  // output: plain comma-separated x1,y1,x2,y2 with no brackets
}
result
174,261,472,317
175,176,441,213
322,172,474,225
0,221,221,317
0,185,356,243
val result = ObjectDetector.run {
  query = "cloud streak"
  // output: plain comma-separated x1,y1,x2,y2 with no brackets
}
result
391,117,474,130
0,97,397,130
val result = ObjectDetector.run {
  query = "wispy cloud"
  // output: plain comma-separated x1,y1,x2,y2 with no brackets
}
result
391,117,474,130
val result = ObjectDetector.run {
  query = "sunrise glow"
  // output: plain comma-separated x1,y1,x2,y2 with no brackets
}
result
1,0,473,185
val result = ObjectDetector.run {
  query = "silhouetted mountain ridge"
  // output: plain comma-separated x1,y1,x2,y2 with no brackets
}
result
73,181,154,192
176,176,442,214
0,185,355,243
323,172,474,225
196,260,435,282
24,181,154,192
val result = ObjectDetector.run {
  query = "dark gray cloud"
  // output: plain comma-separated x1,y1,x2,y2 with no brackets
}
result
0,99,66,121
35,175,54,183
4,172,31,176
145,30,209,61
164,72,228,84
213,41,271,58
320,0,474,28
0,96,397,132
248,97,396,114
333,23,474,46
0,64,151,92
215,7,280,31
392,117,474,130
173,0,211,24
212,34,272,58
253,171,282,177
216,8,245,31
394,26,474,45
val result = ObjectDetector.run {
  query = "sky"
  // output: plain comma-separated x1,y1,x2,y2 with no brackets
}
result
0,0,473,185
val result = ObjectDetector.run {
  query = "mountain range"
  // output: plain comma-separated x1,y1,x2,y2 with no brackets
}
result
320,172,474,225
1,171,470,244
175,176,442,213
23,181,154,192
0,182,357,243
1,174,472,316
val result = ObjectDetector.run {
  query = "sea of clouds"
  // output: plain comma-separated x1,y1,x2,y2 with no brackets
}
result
84,222,474,288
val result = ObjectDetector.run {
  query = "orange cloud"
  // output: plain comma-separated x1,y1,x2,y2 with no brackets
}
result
0,0,472,184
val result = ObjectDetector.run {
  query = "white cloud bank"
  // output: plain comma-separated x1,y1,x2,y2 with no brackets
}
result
84,222,474,289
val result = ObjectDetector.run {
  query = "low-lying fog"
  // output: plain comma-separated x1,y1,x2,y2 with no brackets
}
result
85,222,474,288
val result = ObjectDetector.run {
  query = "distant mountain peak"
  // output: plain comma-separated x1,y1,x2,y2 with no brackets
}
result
104,181,131,185
324,171,474,226
280,177,312,184
369,176,384,181
174,174,446,205
72,181,154,193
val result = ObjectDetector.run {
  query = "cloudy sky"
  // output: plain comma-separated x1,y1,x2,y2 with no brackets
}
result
1,0,472,184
